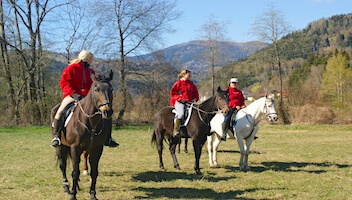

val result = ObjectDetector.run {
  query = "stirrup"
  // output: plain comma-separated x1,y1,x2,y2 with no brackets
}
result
50,137,61,147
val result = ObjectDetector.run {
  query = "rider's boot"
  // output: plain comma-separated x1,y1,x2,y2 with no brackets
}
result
51,119,62,147
173,118,182,137
220,121,227,141
104,132,119,148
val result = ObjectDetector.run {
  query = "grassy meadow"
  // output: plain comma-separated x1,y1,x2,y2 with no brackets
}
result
1,125,352,199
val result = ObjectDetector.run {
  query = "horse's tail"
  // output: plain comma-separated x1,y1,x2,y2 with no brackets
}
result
151,130,157,147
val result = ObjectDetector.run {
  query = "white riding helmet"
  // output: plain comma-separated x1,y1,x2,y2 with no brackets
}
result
230,78,238,83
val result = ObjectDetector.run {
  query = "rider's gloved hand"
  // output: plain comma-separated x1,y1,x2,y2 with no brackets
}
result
72,93,82,101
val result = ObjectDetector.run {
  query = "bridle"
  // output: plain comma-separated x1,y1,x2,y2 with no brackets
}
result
77,84,113,137
263,98,278,120
186,94,229,126
240,97,277,139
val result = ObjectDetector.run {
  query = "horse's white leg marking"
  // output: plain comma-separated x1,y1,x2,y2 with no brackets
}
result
207,135,215,166
212,133,221,166
236,132,246,171
243,126,259,171
83,170,89,176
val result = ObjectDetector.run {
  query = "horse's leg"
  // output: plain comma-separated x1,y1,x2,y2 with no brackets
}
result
243,127,259,171
70,145,83,200
193,138,205,174
177,139,181,154
82,151,89,175
236,133,246,171
212,133,222,166
184,138,188,153
169,137,181,170
154,130,165,171
207,135,214,167
57,145,70,194
88,145,103,200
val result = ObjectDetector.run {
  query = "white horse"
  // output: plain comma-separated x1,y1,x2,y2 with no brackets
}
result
207,94,278,171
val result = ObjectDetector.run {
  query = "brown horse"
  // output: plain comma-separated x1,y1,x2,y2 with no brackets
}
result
152,86,229,174
51,71,114,200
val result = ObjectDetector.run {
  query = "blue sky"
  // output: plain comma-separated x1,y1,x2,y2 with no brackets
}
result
164,0,351,47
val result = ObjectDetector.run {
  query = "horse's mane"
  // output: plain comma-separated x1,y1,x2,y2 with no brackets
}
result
94,74,111,84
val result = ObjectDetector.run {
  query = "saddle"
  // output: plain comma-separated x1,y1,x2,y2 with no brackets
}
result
61,101,77,127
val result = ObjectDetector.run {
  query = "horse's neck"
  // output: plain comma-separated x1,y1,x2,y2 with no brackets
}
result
242,97,265,121
199,97,216,112
78,95,100,124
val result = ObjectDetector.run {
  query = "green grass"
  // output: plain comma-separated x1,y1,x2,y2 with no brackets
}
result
1,125,352,199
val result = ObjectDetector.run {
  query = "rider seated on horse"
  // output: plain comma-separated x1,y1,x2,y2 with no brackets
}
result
50,50,119,148
170,69,199,137
222,78,246,141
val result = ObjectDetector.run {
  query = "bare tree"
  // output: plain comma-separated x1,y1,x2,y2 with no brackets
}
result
53,0,99,63
92,0,181,123
0,0,76,124
250,2,291,124
198,15,230,95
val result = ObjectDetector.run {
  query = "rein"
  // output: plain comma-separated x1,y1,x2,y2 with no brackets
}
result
77,100,105,136
186,102,224,126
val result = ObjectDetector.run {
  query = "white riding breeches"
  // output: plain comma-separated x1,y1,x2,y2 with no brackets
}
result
174,101,185,119
54,96,75,120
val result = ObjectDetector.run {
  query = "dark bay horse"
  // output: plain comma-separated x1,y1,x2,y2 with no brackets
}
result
152,87,229,174
51,71,114,200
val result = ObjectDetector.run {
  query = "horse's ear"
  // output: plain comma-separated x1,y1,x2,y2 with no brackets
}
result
217,86,222,92
91,72,97,82
107,70,113,81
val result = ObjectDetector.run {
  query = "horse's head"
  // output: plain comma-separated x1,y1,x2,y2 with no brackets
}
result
215,86,229,115
263,93,278,122
90,70,114,119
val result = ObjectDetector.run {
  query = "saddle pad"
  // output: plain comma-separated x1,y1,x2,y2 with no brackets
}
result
172,103,194,127
63,102,77,127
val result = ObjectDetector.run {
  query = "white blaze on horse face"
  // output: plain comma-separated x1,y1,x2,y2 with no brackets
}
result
264,96,278,122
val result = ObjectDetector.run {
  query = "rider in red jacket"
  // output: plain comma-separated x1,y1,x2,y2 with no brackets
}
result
222,78,246,141
170,69,199,136
60,61,94,98
51,50,118,148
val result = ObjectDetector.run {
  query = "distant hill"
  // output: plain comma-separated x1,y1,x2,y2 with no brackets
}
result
129,40,266,80
204,13,352,94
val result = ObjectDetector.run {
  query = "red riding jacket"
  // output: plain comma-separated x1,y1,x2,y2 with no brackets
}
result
60,61,95,98
170,79,199,106
226,87,245,109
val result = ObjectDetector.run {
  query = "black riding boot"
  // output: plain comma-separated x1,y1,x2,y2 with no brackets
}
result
105,133,119,148
51,119,62,147
220,121,228,141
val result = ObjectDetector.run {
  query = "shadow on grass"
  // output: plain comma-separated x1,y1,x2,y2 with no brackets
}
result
132,171,235,183
217,150,261,154
260,161,350,173
133,186,282,199
223,161,351,174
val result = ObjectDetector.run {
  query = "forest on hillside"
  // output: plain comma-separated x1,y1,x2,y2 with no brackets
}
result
206,14,352,124
0,0,351,126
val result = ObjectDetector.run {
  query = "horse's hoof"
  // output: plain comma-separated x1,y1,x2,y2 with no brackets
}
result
90,191,98,200
175,165,181,170
69,195,77,200
63,185,70,194
195,170,202,175
83,170,89,176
